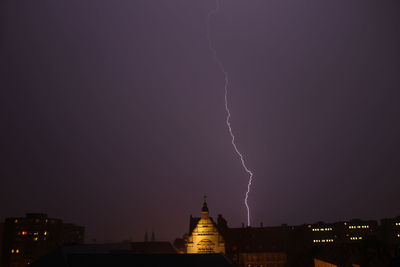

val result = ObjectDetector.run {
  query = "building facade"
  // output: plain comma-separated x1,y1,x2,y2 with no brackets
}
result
186,201,287,266
381,216,400,247
183,201,399,266
1,213,84,267
186,201,225,254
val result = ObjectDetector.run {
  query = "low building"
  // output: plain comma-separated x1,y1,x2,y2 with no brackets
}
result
223,226,288,267
1,213,84,267
30,245,234,267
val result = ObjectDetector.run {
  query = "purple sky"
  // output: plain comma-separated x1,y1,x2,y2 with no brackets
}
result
1,0,400,243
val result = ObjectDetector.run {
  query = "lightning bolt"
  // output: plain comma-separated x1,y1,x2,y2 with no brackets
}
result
206,0,254,227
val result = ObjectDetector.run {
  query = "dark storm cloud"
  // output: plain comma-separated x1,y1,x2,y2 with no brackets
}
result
1,0,399,242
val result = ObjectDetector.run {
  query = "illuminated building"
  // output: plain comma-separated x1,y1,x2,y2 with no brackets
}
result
186,200,226,254
308,222,336,245
305,219,379,246
341,219,377,243
1,213,84,267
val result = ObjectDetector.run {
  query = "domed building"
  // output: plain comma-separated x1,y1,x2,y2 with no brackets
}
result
186,200,226,254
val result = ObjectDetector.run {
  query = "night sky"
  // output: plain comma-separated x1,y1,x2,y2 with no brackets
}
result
1,0,400,243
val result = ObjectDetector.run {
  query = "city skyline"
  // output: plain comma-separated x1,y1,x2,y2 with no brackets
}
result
1,0,400,243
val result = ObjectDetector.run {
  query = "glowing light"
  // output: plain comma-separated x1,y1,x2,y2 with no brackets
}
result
206,0,254,227
312,227,332,232
313,239,333,243
22,231,27,236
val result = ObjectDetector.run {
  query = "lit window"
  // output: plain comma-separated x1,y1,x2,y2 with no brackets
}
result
16,249,19,254
22,231,27,236
14,219,18,223
33,232,38,236
33,237,38,241
11,249,15,253
44,231,47,236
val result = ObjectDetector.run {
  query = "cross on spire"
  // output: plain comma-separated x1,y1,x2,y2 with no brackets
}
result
202,195,209,213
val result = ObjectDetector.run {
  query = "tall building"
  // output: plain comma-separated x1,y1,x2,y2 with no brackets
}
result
186,200,225,254
380,216,400,251
1,213,84,267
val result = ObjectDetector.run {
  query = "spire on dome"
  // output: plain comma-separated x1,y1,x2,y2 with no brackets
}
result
202,195,209,212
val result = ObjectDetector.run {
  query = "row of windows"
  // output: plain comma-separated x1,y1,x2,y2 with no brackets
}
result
396,223,400,226
348,225,369,229
313,239,333,243
350,236,363,240
19,231,47,236
11,249,21,254
312,228,332,232
14,219,54,224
